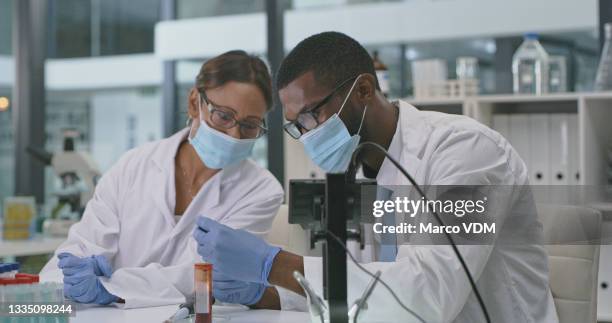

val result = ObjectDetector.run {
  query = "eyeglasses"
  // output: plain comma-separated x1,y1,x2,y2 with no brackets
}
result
200,91,268,139
283,76,358,139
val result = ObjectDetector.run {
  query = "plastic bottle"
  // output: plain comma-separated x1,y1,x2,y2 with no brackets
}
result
595,23,612,91
549,55,568,93
372,51,390,97
512,33,550,95
456,57,479,80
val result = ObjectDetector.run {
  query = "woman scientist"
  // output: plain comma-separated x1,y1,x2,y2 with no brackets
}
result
40,50,284,308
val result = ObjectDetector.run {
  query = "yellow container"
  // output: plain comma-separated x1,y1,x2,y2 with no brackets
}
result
3,197,36,240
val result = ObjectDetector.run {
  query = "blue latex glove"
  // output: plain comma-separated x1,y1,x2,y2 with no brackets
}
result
57,253,118,305
213,271,266,305
193,217,281,285
57,252,113,277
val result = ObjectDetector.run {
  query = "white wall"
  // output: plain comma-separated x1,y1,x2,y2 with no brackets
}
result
286,0,597,47
155,0,598,60
46,54,162,90
91,90,163,171
155,13,267,61
1,54,162,91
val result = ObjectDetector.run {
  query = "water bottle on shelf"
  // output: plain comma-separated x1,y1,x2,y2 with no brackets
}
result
595,23,612,91
512,33,550,95
549,55,567,93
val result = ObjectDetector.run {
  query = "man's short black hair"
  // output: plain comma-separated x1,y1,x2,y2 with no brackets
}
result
276,31,378,92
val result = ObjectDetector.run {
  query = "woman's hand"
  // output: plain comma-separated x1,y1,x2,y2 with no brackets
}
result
193,217,280,285
57,253,118,305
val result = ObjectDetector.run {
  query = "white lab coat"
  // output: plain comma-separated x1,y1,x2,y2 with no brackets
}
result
40,128,284,309
277,100,558,323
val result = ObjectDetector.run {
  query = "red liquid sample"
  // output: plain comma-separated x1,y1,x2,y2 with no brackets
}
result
195,263,212,323
195,313,212,323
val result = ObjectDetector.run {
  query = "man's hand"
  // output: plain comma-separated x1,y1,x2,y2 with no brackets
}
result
213,271,266,305
193,217,280,285
57,253,118,305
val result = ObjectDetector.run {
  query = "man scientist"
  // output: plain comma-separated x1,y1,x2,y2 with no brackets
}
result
193,32,558,322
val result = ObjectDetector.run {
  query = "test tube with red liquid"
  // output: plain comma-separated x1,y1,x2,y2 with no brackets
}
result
194,263,212,323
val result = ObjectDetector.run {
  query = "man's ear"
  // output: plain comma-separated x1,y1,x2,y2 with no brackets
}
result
187,87,199,120
355,73,377,104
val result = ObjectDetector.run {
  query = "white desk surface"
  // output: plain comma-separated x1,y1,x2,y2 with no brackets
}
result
71,304,310,323
0,235,65,257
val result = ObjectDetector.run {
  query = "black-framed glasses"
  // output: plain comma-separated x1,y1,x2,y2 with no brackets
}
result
200,91,268,139
283,76,358,139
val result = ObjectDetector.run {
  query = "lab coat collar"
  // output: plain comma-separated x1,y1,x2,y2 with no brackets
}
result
149,127,244,184
395,100,431,161
376,100,428,186
375,102,402,186
149,128,187,173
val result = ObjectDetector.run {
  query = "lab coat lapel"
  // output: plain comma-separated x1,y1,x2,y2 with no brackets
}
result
149,165,176,229
170,160,243,238
396,100,427,185
170,172,221,238
148,128,190,228
386,101,426,246
378,101,422,186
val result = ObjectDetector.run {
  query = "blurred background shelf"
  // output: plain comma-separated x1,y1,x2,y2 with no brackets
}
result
0,235,65,258
402,92,612,188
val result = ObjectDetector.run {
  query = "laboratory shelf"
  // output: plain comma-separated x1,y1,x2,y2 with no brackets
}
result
0,235,65,257
403,92,612,187
402,93,581,106
397,96,465,106
475,92,581,103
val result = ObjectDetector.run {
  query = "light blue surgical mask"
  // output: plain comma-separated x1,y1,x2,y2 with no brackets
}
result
188,95,257,169
299,76,367,173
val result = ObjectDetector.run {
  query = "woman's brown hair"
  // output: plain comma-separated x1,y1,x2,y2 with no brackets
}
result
195,50,273,110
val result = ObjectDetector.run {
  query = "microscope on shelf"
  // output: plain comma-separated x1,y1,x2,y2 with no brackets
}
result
28,129,101,236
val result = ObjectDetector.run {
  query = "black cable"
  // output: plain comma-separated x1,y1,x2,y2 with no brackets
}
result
324,230,426,323
348,141,491,323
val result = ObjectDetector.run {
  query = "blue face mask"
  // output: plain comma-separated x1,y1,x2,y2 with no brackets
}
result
299,76,367,173
188,96,257,169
